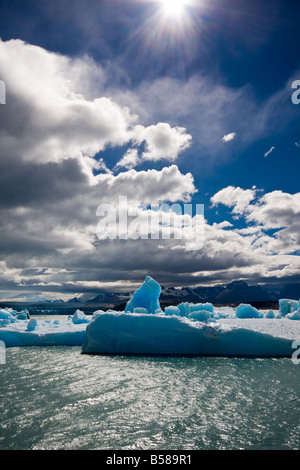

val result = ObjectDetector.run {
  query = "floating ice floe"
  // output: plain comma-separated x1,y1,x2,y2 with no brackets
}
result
279,299,300,316
235,304,263,319
0,309,16,326
72,309,90,324
265,310,275,319
82,310,293,357
26,318,38,331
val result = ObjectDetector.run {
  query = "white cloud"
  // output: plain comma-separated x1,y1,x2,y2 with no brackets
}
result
132,122,192,162
94,164,197,204
0,38,194,182
246,190,300,229
213,221,233,229
106,66,300,172
264,146,275,157
0,38,136,168
114,148,140,170
211,186,300,257
211,186,257,215
221,132,236,143
114,122,192,169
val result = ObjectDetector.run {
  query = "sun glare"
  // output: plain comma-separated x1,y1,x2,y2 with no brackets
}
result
160,0,189,17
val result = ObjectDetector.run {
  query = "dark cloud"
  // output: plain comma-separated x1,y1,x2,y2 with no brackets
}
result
0,158,89,209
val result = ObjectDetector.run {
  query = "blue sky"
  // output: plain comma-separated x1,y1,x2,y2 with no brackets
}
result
0,0,299,299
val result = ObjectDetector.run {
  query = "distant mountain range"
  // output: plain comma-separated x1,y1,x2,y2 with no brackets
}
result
1,281,299,314
135,280,280,309
82,280,300,310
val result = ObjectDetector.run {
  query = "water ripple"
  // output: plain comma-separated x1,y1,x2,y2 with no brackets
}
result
0,347,299,449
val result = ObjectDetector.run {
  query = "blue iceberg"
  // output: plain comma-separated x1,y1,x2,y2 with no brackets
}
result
125,276,161,314
235,304,263,319
279,299,300,316
26,318,38,331
82,311,292,357
72,309,90,324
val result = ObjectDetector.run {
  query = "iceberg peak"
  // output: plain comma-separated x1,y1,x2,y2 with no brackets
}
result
125,276,161,314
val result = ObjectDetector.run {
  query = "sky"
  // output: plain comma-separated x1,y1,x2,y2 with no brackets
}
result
0,0,300,301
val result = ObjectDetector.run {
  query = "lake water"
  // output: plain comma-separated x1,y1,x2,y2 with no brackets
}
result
0,345,299,450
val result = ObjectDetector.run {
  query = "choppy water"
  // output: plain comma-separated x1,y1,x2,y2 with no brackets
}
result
0,346,299,450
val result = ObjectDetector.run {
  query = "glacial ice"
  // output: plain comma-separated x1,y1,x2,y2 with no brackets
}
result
0,309,16,327
26,318,37,331
16,312,29,320
287,309,300,320
125,276,161,314
265,310,275,319
81,310,293,357
164,306,181,316
72,309,90,324
190,303,214,313
188,310,212,322
279,299,300,316
0,277,300,357
235,304,263,319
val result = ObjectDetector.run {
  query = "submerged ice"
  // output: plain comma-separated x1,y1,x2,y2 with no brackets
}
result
1,276,300,357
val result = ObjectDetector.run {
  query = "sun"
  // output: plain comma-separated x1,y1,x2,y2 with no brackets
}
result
159,0,189,17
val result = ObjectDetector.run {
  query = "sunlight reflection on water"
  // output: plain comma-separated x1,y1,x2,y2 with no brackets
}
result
0,346,299,450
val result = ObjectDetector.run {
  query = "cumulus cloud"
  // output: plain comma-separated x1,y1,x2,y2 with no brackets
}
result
94,165,197,205
0,38,193,181
132,122,192,162
244,191,300,256
211,186,257,215
111,76,248,163
0,39,136,169
246,191,300,228
211,186,300,257
114,122,192,169
0,37,196,207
